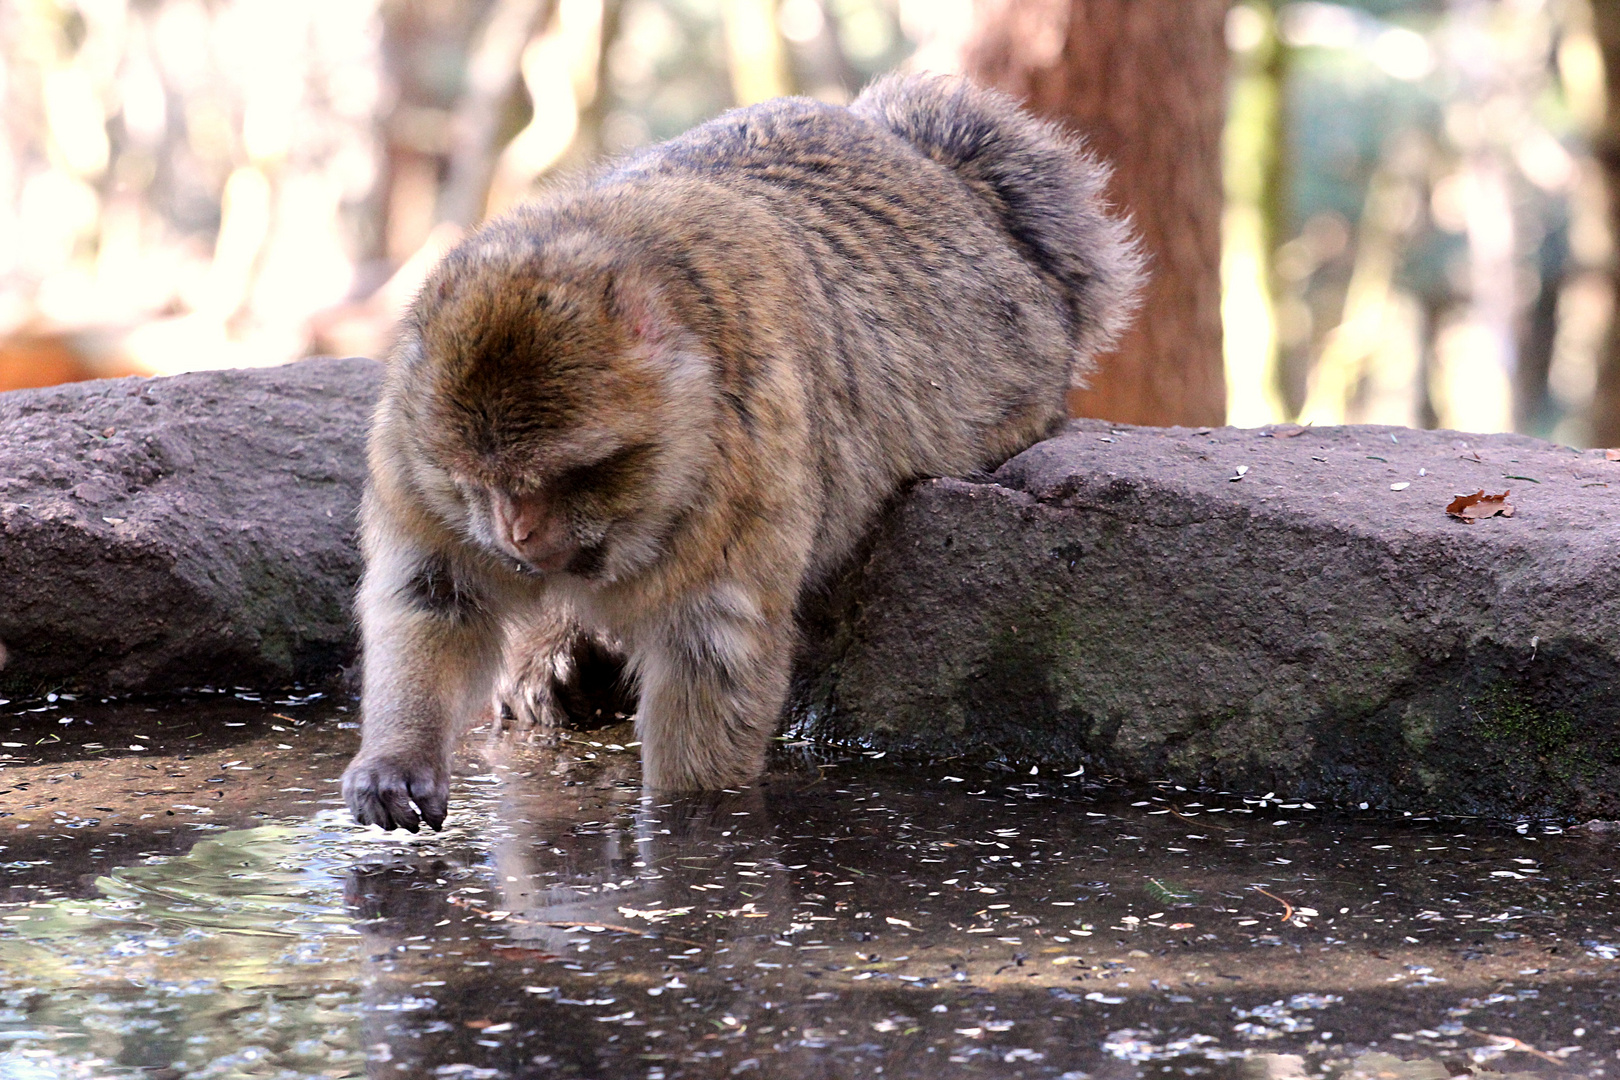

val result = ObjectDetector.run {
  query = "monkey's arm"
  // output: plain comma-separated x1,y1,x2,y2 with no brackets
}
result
634,581,794,791
342,513,506,832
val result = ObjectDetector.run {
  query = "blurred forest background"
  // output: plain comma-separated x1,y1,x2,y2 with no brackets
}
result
2,0,1620,445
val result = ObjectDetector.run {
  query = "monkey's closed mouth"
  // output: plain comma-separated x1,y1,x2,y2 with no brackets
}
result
510,543,603,579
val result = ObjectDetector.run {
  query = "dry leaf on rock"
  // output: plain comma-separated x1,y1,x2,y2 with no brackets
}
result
1446,490,1514,523
1605,448,1620,461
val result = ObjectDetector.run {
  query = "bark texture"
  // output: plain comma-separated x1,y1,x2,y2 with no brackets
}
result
962,0,1229,426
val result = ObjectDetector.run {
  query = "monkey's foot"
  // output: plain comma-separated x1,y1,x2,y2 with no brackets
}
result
639,739,769,793
495,655,557,730
498,629,635,731
342,754,449,832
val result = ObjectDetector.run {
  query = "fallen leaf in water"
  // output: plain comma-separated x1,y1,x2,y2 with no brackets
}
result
1145,878,1198,905
1446,490,1514,523
618,906,693,922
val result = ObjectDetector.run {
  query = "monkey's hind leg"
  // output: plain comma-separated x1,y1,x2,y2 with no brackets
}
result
494,606,576,731
634,584,792,791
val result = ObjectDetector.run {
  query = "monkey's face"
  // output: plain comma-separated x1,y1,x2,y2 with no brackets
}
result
391,236,716,584
451,437,671,581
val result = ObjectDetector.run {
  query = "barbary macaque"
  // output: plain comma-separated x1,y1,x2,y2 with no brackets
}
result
343,74,1144,831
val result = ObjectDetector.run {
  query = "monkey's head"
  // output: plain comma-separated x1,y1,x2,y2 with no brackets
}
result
385,221,718,584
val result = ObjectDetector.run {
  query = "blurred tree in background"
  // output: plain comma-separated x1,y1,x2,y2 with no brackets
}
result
1223,0,1609,446
1586,0,1620,443
0,0,915,389
0,0,384,386
961,0,1231,428
2,0,1619,449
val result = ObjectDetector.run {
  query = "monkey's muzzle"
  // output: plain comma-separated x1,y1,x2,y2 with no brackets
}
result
492,490,579,573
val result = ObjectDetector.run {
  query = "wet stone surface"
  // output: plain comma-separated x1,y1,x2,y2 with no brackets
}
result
1,696,1618,1078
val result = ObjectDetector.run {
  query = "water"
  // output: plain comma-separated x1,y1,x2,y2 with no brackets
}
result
0,694,1617,1078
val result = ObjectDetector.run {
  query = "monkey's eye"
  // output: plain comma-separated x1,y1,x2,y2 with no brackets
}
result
553,443,655,499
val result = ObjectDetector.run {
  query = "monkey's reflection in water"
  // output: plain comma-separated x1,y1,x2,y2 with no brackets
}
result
489,783,796,963
342,758,798,961
343,775,798,1074
483,638,796,956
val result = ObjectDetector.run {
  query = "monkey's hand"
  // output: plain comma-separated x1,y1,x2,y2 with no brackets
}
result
342,753,450,833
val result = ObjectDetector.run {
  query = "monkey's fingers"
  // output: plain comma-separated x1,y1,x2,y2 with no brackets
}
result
502,683,549,730
377,780,423,833
342,766,383,828
343,761,424,832
408,773,449,831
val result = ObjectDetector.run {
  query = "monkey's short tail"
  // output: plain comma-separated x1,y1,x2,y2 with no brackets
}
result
851,73,1146,382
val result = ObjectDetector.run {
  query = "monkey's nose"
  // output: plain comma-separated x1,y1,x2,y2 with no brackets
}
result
492,491,575,569
493,491,545,545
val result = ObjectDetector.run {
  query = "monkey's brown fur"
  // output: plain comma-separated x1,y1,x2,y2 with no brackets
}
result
343,74,1144,831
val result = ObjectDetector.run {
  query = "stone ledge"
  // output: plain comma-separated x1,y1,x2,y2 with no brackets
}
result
7,360,1619,816
0,357,380,694
791,419,1620,818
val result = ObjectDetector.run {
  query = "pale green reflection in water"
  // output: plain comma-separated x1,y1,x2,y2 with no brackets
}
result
0,806,488,1079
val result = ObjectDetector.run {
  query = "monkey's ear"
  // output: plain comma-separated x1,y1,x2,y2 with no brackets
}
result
607,267,681,350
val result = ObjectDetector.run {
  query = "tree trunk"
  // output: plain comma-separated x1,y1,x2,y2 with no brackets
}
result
961,0,1229,426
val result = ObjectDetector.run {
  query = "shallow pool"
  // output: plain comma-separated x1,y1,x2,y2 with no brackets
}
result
0,692,1615,1078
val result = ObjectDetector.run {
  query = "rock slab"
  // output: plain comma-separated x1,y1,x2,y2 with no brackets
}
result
792,420,1620,818
0,357,380,694
7,360,1620,819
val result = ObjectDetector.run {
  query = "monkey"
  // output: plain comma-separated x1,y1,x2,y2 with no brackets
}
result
342,73,1144,831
